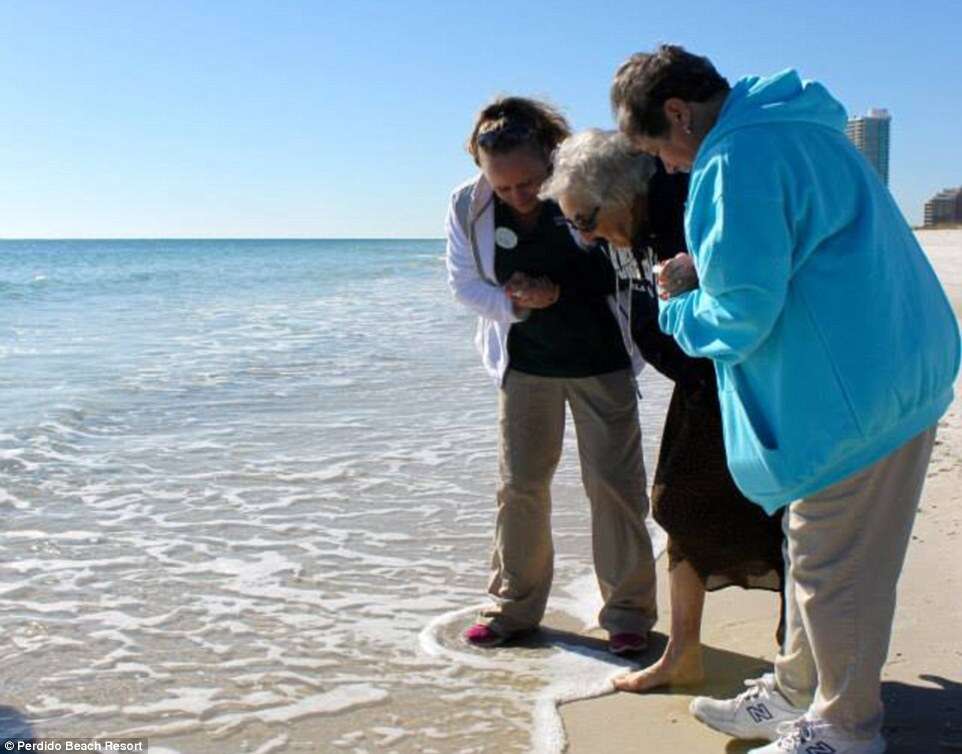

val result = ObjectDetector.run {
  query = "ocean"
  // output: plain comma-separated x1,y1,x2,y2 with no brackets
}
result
0,239,671,753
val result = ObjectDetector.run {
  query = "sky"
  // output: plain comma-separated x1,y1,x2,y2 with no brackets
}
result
1,0,960,238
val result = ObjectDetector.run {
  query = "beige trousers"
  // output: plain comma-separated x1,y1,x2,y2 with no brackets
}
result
480,368,658,636
774,426,937,739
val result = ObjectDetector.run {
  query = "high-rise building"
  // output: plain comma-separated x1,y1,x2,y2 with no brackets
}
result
924,187,962,227
846,108,891,186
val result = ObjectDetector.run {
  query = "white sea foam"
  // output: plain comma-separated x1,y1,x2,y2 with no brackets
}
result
418,557,667,754
0,239,674,752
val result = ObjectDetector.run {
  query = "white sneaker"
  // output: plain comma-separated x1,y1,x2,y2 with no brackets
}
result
689,673,806,741
748,717,886,753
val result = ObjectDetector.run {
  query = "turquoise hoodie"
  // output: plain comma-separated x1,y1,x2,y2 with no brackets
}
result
659,70,960,513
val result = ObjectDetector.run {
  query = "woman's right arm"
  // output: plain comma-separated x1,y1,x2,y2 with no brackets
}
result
658,156,792,365
445,192,525,324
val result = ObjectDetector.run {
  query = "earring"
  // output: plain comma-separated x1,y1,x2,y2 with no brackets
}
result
684,123,693,135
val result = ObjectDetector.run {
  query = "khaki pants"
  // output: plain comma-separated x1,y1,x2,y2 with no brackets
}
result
774,426,937,738
480,368,658,636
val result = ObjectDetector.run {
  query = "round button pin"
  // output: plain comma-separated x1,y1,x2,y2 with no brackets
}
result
495,227,518,249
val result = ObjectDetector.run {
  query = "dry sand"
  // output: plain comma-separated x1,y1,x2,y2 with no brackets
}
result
561,230,962,754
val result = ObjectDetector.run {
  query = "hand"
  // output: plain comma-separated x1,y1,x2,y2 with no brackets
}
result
506,272,559,310
656,253,698,300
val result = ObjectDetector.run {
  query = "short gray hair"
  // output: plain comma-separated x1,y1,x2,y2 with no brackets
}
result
540,129,656,212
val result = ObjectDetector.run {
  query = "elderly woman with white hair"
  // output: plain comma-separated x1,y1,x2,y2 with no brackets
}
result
541,129,786,692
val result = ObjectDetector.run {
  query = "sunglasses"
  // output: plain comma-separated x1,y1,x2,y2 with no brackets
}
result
477,122,535,150
563,205,601,234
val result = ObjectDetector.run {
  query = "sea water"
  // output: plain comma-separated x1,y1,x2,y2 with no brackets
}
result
0,240,671,753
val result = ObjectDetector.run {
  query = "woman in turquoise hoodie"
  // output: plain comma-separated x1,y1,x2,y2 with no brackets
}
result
611,46,959,754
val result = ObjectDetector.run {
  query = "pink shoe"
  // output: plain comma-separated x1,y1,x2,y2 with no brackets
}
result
463,623,507,648
609,632,648,655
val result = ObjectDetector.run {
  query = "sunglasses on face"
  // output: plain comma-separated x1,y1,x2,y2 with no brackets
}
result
563,205,601,234
477,122,535,150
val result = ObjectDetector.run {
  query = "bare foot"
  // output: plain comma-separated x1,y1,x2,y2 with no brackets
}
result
612,644,705,693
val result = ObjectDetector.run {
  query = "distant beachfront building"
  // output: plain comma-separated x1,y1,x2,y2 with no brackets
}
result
846,108,891,186
924,187,962,227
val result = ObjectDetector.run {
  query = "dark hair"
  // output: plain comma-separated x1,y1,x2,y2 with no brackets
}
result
611,45,730,138
466,96,571,166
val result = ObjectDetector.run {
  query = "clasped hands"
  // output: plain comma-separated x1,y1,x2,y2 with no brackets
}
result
505,272,560,311
656,253,699,300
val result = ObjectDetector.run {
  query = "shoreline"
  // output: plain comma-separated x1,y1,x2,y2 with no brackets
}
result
560,230,962,753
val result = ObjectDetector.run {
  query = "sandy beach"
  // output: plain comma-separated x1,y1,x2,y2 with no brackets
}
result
561,230,962,754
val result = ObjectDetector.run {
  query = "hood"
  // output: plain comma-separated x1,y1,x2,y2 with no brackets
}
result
468,173,495,224
700,69,848,153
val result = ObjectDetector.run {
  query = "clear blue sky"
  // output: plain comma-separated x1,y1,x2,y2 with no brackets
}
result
1,0,959,237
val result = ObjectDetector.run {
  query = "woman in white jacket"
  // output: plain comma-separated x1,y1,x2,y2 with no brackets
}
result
445,96,658,654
